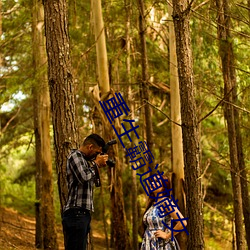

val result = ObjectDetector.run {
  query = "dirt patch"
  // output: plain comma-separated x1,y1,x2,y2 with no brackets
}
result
0,207,36,250
0,207,108,250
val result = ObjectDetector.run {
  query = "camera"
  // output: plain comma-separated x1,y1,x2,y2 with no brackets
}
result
93,139,117,187
101,139,117,168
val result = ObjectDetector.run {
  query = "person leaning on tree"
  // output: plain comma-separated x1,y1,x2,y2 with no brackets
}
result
62,134,108,250
141,174,187,250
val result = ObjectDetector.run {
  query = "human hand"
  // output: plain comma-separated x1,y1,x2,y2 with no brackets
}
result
94,154,108,167
154,230,170,240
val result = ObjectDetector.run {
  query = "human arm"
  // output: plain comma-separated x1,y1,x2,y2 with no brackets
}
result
90,154,108,187
154,201,187,240
68,151,98,183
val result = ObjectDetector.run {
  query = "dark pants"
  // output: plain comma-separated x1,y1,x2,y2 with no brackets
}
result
62,208,91,250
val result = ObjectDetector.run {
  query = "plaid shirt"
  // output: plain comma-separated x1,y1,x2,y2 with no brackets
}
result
64,149,97,212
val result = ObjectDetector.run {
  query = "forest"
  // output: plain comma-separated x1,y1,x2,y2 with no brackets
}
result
0,0,249,249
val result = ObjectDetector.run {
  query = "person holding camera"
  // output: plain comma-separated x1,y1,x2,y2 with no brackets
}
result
62,134,108,250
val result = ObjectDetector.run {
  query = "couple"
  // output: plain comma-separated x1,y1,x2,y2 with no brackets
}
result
62,133,186,250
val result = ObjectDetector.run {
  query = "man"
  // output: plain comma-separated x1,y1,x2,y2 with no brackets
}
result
62,134,108,250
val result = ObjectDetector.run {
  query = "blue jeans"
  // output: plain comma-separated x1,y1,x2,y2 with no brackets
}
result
62,208,91,250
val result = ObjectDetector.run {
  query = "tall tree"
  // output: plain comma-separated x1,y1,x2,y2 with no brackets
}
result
172,0,204,249
92,2,111,248
125,0,138,248
137,0,154,169
168,3,186,249
235,112,250,249
216,0,247,248
90,88,130,250
0,0,2,67
43,0,78,210
249,0,250,25
32,1,58,249
0,0,2,222
92,1,130,249
92,0,109,94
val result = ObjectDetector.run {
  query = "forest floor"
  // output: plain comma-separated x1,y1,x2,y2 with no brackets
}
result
0,207,108,250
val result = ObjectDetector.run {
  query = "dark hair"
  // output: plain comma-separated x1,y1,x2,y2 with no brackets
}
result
144,175,171,213
142,174,172,235
83,134,105,148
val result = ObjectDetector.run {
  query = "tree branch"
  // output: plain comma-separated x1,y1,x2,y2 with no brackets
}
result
1,107,21,135
2,4,20,16
143,99,182,127
192,0,210,12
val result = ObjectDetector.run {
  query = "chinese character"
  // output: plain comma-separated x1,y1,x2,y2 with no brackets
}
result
112,119,140,148
129,156,146,170
125,144,146,170
126,140,154,167
138,141,146,151
139,141,154,164
136,164,167,196
162,213,189,241
154,195,179,218
99,92,130,124
126,144,141,160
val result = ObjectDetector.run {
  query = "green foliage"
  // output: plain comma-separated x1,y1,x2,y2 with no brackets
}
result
0,140,36,215
13,162,36,184
1,0,34,155
1,0,249,248
2,180,36,216
204,206,233,249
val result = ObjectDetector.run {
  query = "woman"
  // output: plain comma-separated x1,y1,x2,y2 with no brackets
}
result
141,175,187,250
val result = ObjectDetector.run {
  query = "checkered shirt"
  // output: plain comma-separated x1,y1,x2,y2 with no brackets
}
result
64,149,96,212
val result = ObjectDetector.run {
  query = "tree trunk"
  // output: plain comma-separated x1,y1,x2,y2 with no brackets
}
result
92,0,110,94
100,183,109,250
43,0,78,210
125,0,138,248
0,0,2,67
32,1,58,249
249,0,250,26
131,165,138,250
137,0,154,170
216,0,246,248
0,0,3,234
232,219,236,250
168,3,186,250
172,1,204,249
235,110,250,249
128,92,138,250
91,90,130,250
91,2,129,246
91,2,111,248
112,143,130,250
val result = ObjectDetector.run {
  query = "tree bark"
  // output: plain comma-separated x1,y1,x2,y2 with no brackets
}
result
91,1,130,246
43,0,78,210
235,110,250,249
0,0,3,234
125,0,138,248
111,143,130,250
100,183,109,250
172,0,204,249
32,0,58,249
168,3,186,250
0,0,2,67
249,0,250,26
216,0,247,248
91,91,130,250
137,0,154,170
